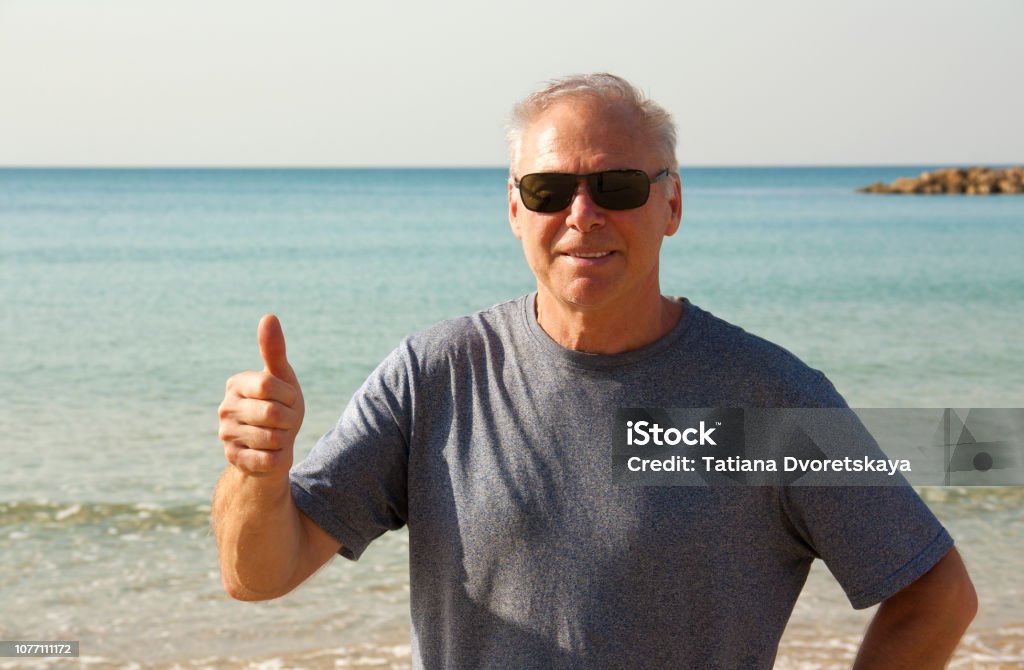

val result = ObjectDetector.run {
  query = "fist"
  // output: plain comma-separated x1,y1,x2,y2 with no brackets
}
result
218,314,306,477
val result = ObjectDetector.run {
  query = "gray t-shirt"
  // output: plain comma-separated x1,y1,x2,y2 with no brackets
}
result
290,294,952,669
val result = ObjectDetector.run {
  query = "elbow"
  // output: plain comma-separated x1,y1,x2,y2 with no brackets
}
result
221,572,287,602
221,574,263,602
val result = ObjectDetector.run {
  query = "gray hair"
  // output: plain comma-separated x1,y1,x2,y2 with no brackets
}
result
505,73,678,177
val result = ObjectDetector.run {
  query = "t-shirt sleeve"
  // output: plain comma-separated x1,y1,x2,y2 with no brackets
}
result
289,345,412,561
779,485,953,609
778,373,955,609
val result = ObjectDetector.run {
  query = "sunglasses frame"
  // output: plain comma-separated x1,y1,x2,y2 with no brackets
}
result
514,168,673,213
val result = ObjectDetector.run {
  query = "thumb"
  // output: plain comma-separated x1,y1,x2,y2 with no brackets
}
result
257,314,298,384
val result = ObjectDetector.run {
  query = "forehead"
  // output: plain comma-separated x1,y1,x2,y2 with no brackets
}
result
518,98,655,174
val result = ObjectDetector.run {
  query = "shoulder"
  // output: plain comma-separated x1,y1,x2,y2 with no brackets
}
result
389,295,527,376
682,302,846,408
344,297,527,420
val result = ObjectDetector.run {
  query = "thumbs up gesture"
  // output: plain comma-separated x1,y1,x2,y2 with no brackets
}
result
218,315,306,477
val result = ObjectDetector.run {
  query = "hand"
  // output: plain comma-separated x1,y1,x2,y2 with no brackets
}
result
218,314,305,477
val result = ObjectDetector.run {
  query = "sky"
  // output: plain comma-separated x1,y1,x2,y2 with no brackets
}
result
1,0,1021,167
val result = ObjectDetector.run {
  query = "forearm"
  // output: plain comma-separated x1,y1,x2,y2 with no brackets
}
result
212,466,304,601
853,548,977,669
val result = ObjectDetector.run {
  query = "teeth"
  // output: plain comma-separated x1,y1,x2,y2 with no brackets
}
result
569,251,611,258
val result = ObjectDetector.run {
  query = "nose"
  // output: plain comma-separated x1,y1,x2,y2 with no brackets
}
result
564,180,604,233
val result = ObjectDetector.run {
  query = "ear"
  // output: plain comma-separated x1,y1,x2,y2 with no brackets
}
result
664,172,683,238
508,177,524,240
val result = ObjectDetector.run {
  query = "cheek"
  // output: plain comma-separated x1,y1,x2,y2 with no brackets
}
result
623,228,665,265
518,225,558,271
520,219,556,247
519,233,546,266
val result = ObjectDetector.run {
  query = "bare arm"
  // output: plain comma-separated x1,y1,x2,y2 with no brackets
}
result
212,314,341,601
212,465,341,600
853,547,977,669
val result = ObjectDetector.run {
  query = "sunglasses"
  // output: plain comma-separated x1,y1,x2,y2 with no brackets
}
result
514,168,672,213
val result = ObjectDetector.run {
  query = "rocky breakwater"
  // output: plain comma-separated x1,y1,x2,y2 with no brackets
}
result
858,166,1024,195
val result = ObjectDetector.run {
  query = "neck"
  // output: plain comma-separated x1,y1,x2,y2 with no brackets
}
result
535,290,683,355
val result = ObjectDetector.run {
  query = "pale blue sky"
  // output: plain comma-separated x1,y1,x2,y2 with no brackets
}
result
1,0,1021,166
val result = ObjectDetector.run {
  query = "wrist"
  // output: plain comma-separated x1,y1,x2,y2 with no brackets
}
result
226,462,293,501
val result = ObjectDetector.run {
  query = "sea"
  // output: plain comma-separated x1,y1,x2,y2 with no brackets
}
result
1,167,1022,668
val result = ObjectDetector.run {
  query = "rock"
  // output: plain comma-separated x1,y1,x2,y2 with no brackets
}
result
858,166,1024,195
891,177,919,194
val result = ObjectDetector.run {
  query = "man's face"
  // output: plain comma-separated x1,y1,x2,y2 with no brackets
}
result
508,99,682,315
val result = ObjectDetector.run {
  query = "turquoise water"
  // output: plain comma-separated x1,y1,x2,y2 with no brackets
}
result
1,168,1022,667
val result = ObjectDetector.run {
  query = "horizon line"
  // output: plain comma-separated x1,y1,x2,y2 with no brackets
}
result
1,162,1020,170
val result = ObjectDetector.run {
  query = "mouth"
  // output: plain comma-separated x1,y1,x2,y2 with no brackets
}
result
559,249,617,267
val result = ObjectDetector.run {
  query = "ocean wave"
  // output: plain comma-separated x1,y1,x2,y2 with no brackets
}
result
0,501,211,531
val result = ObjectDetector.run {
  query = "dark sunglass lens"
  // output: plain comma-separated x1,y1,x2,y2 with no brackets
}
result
591,170,650,210
519,173,577,213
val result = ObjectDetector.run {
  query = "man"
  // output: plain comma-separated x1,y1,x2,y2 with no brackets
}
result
215,74,976,668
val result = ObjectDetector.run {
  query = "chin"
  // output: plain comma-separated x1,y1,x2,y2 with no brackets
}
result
552,279,621,310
